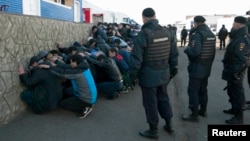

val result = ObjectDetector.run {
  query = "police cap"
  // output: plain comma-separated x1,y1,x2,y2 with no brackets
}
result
234,16,247,24
194,16,206,23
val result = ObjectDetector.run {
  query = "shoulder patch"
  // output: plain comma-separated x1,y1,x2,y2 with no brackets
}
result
239,43,245,50
192,40,195,47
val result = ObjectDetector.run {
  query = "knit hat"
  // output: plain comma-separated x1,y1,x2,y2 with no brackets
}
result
88,38,97,46
194,16,206,23
234,16,247,24
29,56,40,66
37,50,48,60
73,41,82,47
142,7,155,18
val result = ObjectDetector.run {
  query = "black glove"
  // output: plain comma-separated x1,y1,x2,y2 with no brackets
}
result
233,73,240,81
170,68,178,79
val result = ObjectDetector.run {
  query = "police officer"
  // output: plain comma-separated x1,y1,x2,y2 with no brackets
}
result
183,16,216,122
246,15,250,108
129,7,178,139
222,16,250,124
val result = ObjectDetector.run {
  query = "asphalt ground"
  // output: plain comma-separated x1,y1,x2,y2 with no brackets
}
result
0,45,250,141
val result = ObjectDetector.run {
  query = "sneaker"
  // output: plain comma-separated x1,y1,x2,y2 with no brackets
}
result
78,106,93,119
119,87,129,94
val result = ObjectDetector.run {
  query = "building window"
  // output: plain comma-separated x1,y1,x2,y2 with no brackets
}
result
48,0,71,7
54,0,65,5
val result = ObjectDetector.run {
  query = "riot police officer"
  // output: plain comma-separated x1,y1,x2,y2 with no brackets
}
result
183,16,216,122
222,16,250,124
129,7,178,139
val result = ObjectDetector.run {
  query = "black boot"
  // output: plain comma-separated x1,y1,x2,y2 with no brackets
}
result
225,111,243,124
139,124,158,139
198,110,207,117
223,108,236,115
164,119,174,134
182,108,199,122
199,106,207,117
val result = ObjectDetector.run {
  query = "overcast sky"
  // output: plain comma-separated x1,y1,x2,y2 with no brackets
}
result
85,0,250,25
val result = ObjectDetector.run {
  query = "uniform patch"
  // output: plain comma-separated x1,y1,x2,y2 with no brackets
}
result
192,40,195,47
239,43,245,50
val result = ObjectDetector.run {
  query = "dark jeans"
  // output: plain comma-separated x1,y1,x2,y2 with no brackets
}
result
59,96,91,113
59,86,91,113
141,85,173,126
187,77,208,110
181,37,187,47
96,81,123,97
20,90,33,105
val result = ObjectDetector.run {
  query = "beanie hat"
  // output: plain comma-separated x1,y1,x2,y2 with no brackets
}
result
194,16,206,23
88,38,97,45
37,50,48,60
234,16,247,24
29,56,40,66
142,7,155,18
73,41,82,47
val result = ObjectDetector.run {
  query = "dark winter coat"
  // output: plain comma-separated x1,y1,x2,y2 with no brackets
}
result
222,27,250,81
20,67,63,114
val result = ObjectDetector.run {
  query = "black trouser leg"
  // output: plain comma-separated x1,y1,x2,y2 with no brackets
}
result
219,40,222,49
59,96,90,113
222,39,226,49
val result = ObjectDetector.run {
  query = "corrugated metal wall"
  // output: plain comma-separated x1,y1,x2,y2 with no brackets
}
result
0,0,83,22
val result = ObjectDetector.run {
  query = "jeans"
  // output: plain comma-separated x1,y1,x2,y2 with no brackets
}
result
96,80,123,97
59,96,91,113
20,90,33,105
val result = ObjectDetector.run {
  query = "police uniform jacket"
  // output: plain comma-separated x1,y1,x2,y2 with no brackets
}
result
222,26,250,81
184,24,216,78
129,19,178,87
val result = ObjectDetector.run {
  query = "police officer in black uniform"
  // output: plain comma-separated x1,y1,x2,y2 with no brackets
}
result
183,16,216,122
246,12,250,108
129,8,178,139
222,16,250,124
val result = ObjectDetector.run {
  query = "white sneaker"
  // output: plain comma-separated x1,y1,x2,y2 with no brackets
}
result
78,106,93,119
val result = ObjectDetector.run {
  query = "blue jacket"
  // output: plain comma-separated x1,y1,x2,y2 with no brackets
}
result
50,61,97,104
113,54,129,71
